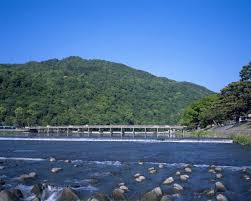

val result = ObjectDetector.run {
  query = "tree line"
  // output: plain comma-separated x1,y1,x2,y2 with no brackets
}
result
181,62,251,129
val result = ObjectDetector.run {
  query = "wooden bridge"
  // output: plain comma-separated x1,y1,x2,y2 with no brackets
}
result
28,125,186,138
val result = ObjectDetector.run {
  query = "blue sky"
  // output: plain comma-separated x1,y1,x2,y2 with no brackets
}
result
0,0,251,92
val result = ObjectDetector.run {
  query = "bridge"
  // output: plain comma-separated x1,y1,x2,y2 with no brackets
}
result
28,125,186,138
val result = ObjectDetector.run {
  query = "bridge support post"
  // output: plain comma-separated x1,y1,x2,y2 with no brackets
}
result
144,128,147,138
67,128,69,137
133,128,135,138
121,128,123,138
157,128,159,138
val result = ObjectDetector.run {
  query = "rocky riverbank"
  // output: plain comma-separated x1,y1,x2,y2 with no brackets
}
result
1,157,251,201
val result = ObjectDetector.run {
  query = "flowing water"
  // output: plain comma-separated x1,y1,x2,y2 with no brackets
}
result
0,137,251,201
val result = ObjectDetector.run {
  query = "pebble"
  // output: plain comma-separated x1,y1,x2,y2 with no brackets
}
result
175,171,181,176
0,166,5,170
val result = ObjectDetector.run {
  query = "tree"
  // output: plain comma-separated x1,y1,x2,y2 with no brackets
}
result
181,94,221,128
220,81,251,122
240,62,251,81
15,107,26,127
0,105,6,125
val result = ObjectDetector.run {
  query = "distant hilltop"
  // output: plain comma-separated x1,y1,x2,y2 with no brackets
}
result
0,56,213,126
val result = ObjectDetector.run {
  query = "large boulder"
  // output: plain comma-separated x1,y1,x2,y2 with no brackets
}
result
87,193,110,201
215,182,226,192
57,188,79,201
0,190,18,201
216,194,228,201
141,187,162,201
112,188,126,201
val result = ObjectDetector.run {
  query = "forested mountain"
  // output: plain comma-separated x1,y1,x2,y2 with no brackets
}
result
0,56,212,126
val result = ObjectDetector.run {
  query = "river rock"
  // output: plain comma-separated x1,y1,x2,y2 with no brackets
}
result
134,173,141,178
119,185,129,192
0,190,18,201
205,189,214,197
246,168,251,175
215,181,226,192
149,169,157,174
180,174,189,181
184,167,192,173
49,157,56,162
141,187,162,201
64,160,71,163
160,195,172,201
248,186,251,192
135,175,146,182
19,172,37,182
175,171,181,176
216,173,223,179
172,183,183,193
57,187,79,201
208,169,216,174
51,167,63,173
112,188,126,201
210,165,216,169
158,164,164,169
216,194,228,201
163,177,174,185
87,193,111,201
215,167,223,172
243,174,250,180
118,183,125,186
9,189,23,199
138,161,144,165
148,167,155,171
0,166,5,170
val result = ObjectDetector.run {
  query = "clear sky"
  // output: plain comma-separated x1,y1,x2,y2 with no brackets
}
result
0,0,251,92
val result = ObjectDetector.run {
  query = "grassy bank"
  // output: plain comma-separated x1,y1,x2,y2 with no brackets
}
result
232,134,251,145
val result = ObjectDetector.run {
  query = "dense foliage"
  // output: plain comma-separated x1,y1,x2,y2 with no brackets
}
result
0,56,212,127
181,62,251,128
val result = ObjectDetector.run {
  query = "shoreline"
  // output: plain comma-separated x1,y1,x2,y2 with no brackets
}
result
0,137,233,143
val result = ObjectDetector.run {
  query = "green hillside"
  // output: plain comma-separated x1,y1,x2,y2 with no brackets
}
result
0,56,213,126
